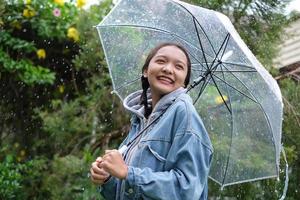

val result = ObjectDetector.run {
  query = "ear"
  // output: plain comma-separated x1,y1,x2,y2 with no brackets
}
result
143,68,148,78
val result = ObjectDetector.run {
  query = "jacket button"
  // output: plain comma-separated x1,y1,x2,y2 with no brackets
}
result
128,188,134,194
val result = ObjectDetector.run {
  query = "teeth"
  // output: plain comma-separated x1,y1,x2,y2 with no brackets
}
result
158,76,173,83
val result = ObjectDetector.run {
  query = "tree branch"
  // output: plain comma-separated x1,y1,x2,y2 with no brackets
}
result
275,67,300,81
91,125,130,153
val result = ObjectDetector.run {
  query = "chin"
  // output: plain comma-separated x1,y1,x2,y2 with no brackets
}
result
159,87,176,95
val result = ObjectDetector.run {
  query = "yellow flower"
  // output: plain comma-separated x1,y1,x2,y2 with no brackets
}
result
36,49,46,59
17,157,22,162
58,85,64,93
23,7,36,18
77,0,86,8
20,150,26,156
215,95,228,105
14,142,20,148
54,0,64,6
10,20,22,30
67,27,79,42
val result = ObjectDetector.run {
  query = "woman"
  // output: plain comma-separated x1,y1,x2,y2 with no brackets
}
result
90,43,213,200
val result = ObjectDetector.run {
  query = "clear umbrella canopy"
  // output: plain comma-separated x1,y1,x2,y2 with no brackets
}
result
96,0,283,187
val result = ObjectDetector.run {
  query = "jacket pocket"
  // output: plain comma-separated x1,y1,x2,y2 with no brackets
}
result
138,144,167,172
146,145,166,162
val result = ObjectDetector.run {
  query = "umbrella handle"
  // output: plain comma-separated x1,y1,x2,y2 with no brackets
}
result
279,146,289,200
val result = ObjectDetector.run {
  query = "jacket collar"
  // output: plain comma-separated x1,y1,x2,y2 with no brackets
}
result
123,87,187,121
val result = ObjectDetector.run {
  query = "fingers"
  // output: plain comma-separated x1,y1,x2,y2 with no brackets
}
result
90,168,109,182
91,161,109,176
90,149,126,184
99,150,128,179
90,161,110,185
96,157,103,163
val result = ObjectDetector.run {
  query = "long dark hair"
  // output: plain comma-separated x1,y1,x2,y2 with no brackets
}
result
140,42,192,118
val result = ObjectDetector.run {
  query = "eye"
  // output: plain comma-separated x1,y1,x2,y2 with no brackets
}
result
156,59,165,64
175,64,184,70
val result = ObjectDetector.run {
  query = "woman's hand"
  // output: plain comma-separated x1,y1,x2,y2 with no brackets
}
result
90,157,110,185
99,149,128,180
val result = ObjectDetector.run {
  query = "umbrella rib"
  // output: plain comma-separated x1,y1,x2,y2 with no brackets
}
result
218,64,234,185
193,76,211,104
209,33,230,71
189,32,231,91
98,24,214,61
178,43,208,70
220,63,262,103
219,34,230,59
211,73,258,103
193,17,210,69
221,61,255,69
209,74,232,114
216,65,277,186
114,76,141,91
192,69,257,73
193,62,256,71
172,1,217,55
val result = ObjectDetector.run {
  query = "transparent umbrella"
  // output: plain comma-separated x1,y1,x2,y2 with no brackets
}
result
96,0,284,188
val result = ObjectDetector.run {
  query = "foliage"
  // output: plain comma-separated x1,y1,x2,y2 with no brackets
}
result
279,79,300,199
0,156,23,200
0,0,299,199
41,153,100,200
0,148,49,200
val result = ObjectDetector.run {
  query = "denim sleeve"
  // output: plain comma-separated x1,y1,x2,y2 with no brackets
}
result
125,132,213,200
99,176,117,200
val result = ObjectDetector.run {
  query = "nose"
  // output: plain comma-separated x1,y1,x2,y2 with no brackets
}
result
162,63,173,74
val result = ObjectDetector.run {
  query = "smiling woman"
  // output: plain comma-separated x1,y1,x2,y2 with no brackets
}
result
90,43,213,200
142,44,191,115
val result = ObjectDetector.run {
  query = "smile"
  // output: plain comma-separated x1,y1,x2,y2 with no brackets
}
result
157,76,174,84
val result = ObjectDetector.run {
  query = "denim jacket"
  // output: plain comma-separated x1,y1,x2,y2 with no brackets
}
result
100,87,213,200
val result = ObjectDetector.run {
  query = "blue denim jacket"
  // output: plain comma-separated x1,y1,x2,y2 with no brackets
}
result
100,87,213,200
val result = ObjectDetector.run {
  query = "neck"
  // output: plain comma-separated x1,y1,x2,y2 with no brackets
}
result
151,94,161,109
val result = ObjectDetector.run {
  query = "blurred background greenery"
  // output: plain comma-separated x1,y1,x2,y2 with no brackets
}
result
0,0,299,199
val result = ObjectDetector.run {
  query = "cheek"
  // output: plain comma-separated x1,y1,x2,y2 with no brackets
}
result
178,72,188,85
147,72,157,85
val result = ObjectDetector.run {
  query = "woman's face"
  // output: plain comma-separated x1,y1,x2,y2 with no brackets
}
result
144,45,188,99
